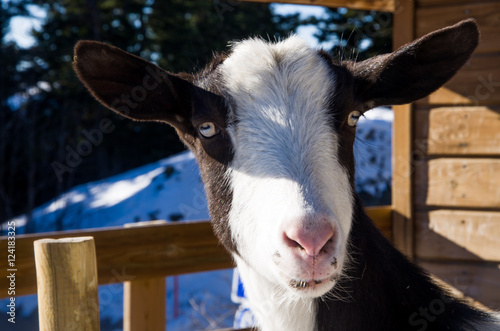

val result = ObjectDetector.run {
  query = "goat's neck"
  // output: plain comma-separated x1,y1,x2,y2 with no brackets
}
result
315,200,493,331
236,199,495,331
234,255,317,331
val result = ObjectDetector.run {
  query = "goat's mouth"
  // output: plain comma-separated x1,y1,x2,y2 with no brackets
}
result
289,279,324,289
287,275,342,298
288,277,336,296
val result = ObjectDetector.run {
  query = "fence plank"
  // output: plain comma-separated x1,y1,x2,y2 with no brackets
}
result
0,221,233,298
123,221,167,331
366,205,392,240
415,210,500,262
246,0,396,12
34,237,100,331
414,107,500,155
0,207,392,299
124,278,166,331
415,158,500,208
417,0,478,6
392,0,415,258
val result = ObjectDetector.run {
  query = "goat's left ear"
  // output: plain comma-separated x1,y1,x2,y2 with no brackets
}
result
350,19,479,110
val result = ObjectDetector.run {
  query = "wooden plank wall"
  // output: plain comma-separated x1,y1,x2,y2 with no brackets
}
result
412,0,500,310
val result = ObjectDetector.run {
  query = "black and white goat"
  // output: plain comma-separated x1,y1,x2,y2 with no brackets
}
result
74,19,499,331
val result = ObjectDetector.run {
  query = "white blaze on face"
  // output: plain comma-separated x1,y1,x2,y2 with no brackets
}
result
221,37,354,300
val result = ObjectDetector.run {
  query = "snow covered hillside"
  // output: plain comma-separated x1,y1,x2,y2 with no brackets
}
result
1,107,392,331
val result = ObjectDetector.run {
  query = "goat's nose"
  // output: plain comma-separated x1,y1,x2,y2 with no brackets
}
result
283,221,335,257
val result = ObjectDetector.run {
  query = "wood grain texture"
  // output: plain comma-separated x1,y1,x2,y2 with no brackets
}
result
393,105,414,256
415,54,500,106
417,0,481,7
123,221,166,331
415,210,500,262
245,0,396,11
124,278,166,331
414,107,500,155
34,237,100,331
416,2,500,54
415,158,500,208
392,0,416,258
0,221,233,298
366,205,393,241
419,260,500,310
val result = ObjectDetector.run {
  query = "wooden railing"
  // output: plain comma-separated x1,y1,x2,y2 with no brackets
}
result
0,206,392,330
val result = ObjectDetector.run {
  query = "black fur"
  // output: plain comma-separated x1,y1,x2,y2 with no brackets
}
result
316,197,493,331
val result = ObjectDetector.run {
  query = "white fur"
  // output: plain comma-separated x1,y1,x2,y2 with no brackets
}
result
220,37,354,330
235,255,317,331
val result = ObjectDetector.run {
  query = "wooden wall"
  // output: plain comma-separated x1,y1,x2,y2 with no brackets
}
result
410,0,500,310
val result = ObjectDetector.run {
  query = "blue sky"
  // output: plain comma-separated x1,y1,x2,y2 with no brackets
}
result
5,3,332,49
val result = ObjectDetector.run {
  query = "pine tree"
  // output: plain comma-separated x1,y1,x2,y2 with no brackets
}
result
0,0,301,226
312,8,392,62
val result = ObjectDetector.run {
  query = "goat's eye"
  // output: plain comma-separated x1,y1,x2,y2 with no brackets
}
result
198,122,219,138
347,111,362,126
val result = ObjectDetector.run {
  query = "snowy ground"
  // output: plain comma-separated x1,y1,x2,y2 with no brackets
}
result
1,107,392,331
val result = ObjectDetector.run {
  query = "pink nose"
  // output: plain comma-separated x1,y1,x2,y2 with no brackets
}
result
283,221,335,257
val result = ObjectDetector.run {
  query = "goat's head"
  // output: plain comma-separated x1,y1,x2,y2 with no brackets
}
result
73,20,478,299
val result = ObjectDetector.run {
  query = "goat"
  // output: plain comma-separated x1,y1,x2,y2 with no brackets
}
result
74,19,500,330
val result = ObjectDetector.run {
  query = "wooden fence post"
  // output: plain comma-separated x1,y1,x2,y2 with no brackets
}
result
123,221,167,331
34,236,100,331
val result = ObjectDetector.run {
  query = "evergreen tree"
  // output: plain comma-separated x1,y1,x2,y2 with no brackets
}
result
1,2,392,226
312,8,392,61
0,0,301,226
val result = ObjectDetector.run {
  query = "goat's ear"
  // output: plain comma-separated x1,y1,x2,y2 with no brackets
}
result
73,41,193,130
350,19,479,110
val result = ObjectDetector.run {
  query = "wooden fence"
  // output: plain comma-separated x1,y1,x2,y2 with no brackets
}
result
0,206,391,330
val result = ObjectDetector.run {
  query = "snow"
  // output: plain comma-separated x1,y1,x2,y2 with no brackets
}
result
0,107,392,330
354,108,392,201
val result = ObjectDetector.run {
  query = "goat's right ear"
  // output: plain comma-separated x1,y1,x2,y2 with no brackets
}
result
73,41,193,131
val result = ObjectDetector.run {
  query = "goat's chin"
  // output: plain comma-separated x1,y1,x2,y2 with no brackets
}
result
287,278,336,298
273,264,343,299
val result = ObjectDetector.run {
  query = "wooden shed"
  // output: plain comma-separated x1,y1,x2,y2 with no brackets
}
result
393,0,500,310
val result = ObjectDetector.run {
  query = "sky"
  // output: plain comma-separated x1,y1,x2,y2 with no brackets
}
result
4,3,332,49
4,3,46,48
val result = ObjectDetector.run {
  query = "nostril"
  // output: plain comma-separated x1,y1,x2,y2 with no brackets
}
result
322,238,334,253
283,233,306,251
283,223,335,257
